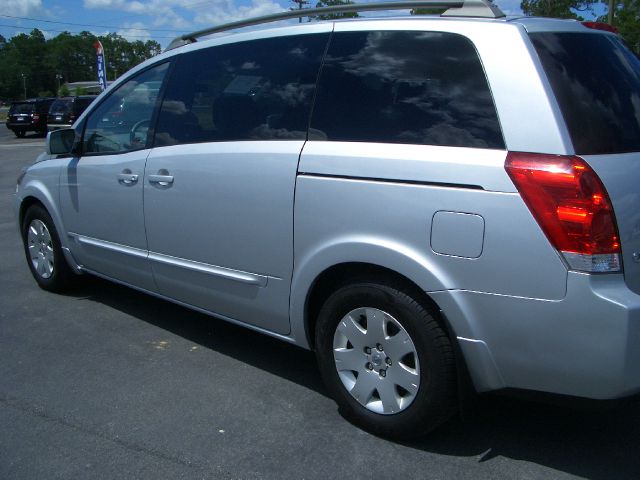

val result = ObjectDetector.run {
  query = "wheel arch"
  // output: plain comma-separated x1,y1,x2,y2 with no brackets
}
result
19,195,46,237
17,188,80,273
302,262,458,351
290,236,456,347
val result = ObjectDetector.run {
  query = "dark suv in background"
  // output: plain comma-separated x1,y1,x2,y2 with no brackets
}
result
6,98,55,137
47,96,97,131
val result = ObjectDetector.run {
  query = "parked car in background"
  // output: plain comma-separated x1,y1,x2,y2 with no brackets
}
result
47,95,98,131
6,98,55,137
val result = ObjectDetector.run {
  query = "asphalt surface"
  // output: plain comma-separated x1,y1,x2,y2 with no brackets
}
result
1,126,640,479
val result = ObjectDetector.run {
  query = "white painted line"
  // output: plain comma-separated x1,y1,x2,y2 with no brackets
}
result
0,143,44,147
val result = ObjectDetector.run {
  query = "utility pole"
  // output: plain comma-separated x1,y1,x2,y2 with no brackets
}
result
607,0,614,25
291,0,309,22
56,74,62,96
20,73,26,100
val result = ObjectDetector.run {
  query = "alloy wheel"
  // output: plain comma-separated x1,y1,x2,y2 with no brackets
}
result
333,307,420,415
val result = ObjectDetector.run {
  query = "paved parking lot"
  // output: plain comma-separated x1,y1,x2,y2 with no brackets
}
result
1,126,640,479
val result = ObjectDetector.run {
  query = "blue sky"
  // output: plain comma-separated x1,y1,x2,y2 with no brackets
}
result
0,0,601,49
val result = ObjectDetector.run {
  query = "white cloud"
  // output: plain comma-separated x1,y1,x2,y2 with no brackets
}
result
1,0,44,16
84,0,192,29
194,0,284,26
84,0,285,30
117,21,151,42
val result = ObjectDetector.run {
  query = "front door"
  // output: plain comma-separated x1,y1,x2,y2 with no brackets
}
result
59,62,169,291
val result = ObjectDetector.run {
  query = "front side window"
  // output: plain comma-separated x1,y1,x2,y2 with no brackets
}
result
82,62,169,154
154,33,330,147
310,31,504,149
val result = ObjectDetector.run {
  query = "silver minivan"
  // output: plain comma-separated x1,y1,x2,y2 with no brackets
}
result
14,0,640,438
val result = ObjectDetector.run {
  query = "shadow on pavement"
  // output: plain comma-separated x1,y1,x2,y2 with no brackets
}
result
7,132,46,140
412,393,640,479
70,275,327,396
67,275,640,479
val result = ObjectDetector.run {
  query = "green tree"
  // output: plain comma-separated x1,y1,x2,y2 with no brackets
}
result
99,33,160,80
0,29,52,99
0,29,160,101
520,0,597,19
599,0,640,54
46,31,95,86
308,0,359,20
522,1,640,55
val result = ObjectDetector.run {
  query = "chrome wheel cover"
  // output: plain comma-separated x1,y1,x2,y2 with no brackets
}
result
27,219,55,279
333,307,420,415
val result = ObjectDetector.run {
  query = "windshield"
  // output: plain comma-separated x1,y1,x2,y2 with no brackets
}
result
49,99,72,114
531,32,640,155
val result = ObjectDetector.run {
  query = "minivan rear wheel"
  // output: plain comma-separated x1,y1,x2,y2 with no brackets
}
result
315,279,456,438
22,205,74,292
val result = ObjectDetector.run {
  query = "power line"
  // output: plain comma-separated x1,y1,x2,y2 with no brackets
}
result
0,23,176,39
0,14,184,32
95,0,215,23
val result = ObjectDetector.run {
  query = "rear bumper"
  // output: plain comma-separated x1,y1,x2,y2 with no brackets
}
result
432,271,640,400
6,122,38,131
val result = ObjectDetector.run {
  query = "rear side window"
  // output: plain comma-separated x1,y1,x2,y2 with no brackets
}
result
37,100,53,113
310,31,504,149
154,33,330,147
76,98,95,111
531,32,640,154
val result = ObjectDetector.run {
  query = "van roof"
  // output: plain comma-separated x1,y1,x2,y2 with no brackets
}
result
166,0,506,50
165,1,606,52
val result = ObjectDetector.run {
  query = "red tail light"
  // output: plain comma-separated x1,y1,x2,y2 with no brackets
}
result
505,152,621,273
32,113,40,121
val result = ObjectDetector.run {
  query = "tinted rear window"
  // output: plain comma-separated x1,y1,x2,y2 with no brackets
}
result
10,103,34,114
531,32,640,154
309,31,504,149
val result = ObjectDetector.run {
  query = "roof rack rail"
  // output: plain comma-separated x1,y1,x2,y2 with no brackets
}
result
165,0,505,51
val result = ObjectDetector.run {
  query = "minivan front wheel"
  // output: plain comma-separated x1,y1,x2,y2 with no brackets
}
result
22,205,74,292
315,279,456,438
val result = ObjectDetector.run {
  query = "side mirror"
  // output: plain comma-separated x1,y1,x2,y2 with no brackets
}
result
47,128,79,156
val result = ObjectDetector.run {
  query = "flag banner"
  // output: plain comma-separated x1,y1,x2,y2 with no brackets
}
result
94,40,107,91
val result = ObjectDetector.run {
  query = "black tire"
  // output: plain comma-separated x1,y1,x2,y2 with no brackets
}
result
14,129,26,138
315,278,456,439
22,204,75,293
